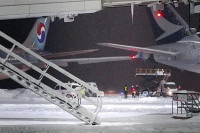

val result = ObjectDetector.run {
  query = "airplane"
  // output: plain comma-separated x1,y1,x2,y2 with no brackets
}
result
98,4,200,74
0,17,132,80
0,0,102,22
1,0,197,22
0,0,160,22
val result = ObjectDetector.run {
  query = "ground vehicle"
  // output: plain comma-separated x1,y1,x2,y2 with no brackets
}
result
54,82,103,97
85,82,100,97
67,82,100,97
157,81,177,96
54,83,81,98
141,90,154,97
141,91,149,97
163,82,177,96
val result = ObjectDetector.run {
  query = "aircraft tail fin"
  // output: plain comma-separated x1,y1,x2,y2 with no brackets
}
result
146,4,200,45
23,17,50,51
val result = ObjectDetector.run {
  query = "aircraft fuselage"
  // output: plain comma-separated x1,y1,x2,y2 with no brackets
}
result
152,42,200,73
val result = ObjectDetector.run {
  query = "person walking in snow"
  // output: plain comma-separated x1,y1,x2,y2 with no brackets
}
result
124,85,128,99
131,86,136,98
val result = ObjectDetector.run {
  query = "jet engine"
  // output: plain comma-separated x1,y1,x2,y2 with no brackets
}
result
141,53,150,60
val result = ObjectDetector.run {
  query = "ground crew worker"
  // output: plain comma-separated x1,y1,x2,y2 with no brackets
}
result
178,85,181,90
124,85,128,99
135,85,139,96
76,87,82,106
77,87,86,106
131,86,136,98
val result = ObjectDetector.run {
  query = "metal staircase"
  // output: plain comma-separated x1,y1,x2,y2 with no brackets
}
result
172,90,200,118
183,94,200,113
0,31,103,125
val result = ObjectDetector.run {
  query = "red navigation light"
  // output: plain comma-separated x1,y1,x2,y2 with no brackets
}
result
156,11,162,17
132,55,136,59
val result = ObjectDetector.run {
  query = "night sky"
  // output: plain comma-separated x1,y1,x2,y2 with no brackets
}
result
0,4,200,93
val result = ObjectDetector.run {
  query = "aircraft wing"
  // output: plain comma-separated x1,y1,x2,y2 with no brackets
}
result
41,49,99,60
98,43,180,56
2,56,132,80
50,56,133,65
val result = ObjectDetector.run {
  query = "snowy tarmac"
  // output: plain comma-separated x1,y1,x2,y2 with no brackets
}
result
0,89,200,133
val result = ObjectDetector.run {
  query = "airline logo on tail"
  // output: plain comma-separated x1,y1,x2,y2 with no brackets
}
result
147,4,188,44
23,17,50,51
37,23,46,43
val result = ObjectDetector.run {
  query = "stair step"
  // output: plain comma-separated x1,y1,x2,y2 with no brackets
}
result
0,31,103,125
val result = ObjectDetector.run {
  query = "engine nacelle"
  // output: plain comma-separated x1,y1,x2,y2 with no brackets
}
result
141,53,150,60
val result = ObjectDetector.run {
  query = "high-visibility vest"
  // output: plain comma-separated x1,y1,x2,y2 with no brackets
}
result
124,86,128,92
82,88,86,95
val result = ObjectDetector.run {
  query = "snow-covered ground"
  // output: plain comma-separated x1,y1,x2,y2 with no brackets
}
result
0,88,200,133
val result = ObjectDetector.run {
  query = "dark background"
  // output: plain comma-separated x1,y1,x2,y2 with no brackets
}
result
0,4,200,93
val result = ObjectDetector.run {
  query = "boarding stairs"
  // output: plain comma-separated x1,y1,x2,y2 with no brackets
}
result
172,90,200,118
181,94,200,113
0,31,103,125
